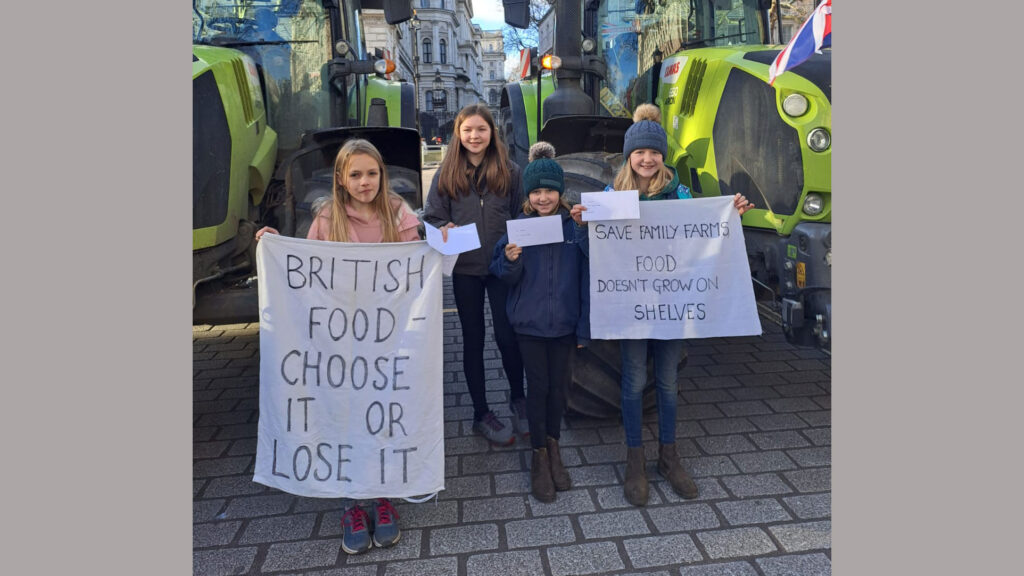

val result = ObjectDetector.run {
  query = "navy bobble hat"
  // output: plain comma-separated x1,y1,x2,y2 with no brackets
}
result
623,103,668,158
522,141,564,195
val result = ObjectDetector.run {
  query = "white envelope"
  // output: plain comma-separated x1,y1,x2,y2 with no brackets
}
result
424,221,481,256
581,189,641,221
506,215,565,247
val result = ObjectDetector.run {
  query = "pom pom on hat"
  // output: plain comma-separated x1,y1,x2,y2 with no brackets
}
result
522,141,564,196
623,104,668,158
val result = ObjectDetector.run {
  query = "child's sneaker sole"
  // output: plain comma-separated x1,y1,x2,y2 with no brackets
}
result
372,532,401,548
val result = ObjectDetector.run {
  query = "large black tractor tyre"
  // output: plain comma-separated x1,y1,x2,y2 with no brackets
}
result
558,151,687,419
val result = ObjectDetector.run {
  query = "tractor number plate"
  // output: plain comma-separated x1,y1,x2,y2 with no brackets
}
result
796,262,806,288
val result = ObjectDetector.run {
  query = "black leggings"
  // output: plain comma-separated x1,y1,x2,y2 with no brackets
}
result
517,333,575,449
451,273,524,420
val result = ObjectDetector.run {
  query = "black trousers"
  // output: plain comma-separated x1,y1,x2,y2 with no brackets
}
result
451,273,525,420
517,333,575,449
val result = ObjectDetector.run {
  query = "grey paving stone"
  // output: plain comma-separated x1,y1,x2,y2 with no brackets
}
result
568,464,620,487
467,550,545,576
445,456,459,478
557,446,584,466
674,420,708,438
716,499,792,526
239,512,316,544
696,434,759,455
783,493,831,519
736,373,788,387
697,527,777,559
394,499,459,528
757,552,832,576
683,389,737,404
547,541,625,576
655,477,730,503
440,474,492,499
716,401,774,417
730,450,798,473
429,523,499,555
797,410,831,427
624,533,704,568
578,509,650,539
647,503,720,532
775,383,827,397
527,488,597,516
201,475,266,498
787,447,831,467
747,361,792,374
558,427,602,446
765,397,822,413
194,499,226,523
594,485,664,509
506,516,577,549
680,404,727,420
193,456,252,478
678,561,760,576
193,547,258,576
193,441,231,460
494,470,530,495
384,557,459,576
726,386,781,401
748,431,811,450
701,418,757,435
461,451,523,474
769,520,832,552
784,467,831,492
705,363,753,377
462,495,528,522
688,455,740,478
278,567,378,576
722,474,793,498
193,521,242,548
581,443,626,464
787,359,828,371
261,539,341,571
439,435,491,455
345,529,423,564
221,494,294,519
693,375,743,390
293,497,345,514
747,413,808,431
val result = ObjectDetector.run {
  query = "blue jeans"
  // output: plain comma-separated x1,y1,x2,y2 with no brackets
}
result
620,339,685,447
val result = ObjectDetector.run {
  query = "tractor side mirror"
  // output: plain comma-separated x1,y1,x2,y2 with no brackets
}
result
503,0,530,29
382,0,413,25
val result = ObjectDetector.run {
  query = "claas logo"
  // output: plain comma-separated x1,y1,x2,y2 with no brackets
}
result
663,62,681,77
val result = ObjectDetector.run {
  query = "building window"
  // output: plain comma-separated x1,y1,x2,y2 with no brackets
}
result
490,70,496,80
440,0,445,8
421,0,429,8
489,89,498,106
425,93,433,111
439,39,447,64
423,39,432,64
434,90,447,111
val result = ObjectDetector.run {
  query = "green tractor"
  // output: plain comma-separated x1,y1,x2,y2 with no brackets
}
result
193,0,423,325
501,0,831,417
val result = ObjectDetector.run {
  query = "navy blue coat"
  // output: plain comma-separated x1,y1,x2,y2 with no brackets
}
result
489,208,590,340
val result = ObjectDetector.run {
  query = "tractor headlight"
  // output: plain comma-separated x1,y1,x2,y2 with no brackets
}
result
807,128,830,152
802,193,824,216
783,94,808,117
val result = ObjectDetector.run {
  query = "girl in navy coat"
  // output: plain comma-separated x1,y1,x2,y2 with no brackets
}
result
490,142,589,503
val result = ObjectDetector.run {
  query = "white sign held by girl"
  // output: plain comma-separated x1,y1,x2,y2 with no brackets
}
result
588,195,762,340
253,234,445,499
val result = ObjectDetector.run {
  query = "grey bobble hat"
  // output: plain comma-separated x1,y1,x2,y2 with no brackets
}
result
522,141,564,195
623,103,668,158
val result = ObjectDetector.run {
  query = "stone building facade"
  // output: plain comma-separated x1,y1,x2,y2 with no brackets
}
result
481,30,505,116
359,3,504,142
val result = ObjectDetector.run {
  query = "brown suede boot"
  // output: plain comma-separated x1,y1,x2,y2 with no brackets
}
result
546,437,572,491
531,448,556,503
657,443,698,499
623,446,649,506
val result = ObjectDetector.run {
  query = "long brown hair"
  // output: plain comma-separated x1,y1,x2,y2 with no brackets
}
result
437,104,513,199
326,139,403,242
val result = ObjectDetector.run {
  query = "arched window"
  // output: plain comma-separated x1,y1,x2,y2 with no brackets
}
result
434,90,447,111
439,39,447,64
422,39,432,64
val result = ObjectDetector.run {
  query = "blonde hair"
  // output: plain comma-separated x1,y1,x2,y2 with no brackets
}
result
437,104,513,199
326,139,403,243
614,103,673,197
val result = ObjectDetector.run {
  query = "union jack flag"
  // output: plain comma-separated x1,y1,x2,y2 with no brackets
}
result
769,0,832,86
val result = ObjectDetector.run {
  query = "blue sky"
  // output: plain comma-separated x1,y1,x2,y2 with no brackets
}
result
470,0,508,35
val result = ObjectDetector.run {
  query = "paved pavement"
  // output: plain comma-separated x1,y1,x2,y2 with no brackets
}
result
193,278,832,575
